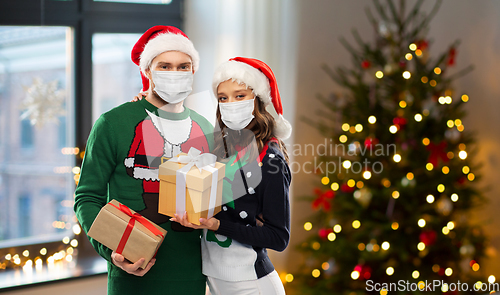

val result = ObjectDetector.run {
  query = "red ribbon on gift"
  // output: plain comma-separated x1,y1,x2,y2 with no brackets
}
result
109,202,165,255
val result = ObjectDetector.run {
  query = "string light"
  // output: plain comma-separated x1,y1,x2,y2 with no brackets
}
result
434,67,442,75
426,194,435,203
412,270,420,279
358,243,366,250
430,80,437,87
457,124,465,132
355,124,363,132
312,242,321,250
285,274,294,283
437,184,445,193
442,227,450,235
488,275,496,284
312,269,321,278
343,160,352,169
381,241,390,250
393,154,401,163
414,113,423,122
422,138,430,145
451,193,459,202
321,177,329,185
63,236,70,244
352,220,361,229
22,250,29,257
389,125,398,134
418,219,426,227
405,53,413,60
402,71,411,79
406,172,414,180
459,151,468,160
472,263,480,271
347,179,356,187
454,119,462,126
363,171,372,179
409,43,417,51
368,116,377,124
333,224,342,233
447,221,455,230
349,126,356,134
391,222,399,230
421,76,428,83
392,191,400,199
418,281,426,290
468,173,475,181
462,166,470,174
356,181,363,189
442,166,450,174
331,182,339,191
442,284,449,292
447,120,454,128
426,163,434,171
351,270,360,280
386,267,394,276
339,135,348,143
399,101,407,108
462,94,469,102
415,49,423,56
417,242,426,251
328,232,336,241
342,123,350,131
445,268,453,276
322,262,330,270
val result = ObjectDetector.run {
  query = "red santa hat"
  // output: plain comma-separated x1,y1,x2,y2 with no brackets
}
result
212,57,292,140
131,25,200,91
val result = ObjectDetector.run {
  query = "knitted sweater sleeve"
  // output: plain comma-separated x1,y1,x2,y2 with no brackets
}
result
74,115,116,262
215,155,291,252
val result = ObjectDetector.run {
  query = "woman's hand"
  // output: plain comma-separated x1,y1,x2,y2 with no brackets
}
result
111,251,155,276
131,91,147,102
170,211,220,231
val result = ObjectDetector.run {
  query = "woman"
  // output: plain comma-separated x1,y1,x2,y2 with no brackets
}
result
172,57,292,295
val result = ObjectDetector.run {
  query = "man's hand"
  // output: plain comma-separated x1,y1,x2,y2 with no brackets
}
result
170,211,220,231
111,251,155,276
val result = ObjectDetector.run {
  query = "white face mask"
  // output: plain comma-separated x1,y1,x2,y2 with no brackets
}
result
151,70,193,104
219,99,255,131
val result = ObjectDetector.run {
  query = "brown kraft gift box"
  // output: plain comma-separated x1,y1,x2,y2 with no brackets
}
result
158,154,225,225
87,199,167,269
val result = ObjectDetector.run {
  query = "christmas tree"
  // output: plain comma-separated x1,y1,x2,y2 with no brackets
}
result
291,1,493,294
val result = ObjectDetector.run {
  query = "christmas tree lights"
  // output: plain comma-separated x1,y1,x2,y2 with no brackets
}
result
292,0,492,294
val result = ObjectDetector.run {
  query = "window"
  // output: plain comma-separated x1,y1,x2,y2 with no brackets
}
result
92,33,142,122
0,0,182,289
0,26,74,243
20,119,34,149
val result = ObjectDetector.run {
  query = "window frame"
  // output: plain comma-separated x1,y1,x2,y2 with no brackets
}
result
0,0,183,290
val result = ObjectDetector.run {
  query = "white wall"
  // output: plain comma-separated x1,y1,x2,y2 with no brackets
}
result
292,0,500,277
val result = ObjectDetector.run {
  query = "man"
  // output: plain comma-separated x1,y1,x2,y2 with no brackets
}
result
74,26,212,294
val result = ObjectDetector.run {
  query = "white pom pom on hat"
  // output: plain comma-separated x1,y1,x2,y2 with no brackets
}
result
212,57,292,140
131,25,200,91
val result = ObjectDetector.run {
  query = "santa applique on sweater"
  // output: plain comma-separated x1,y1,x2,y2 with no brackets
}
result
124,107,211,225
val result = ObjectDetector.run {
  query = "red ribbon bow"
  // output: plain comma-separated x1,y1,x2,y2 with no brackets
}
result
312,188,334,211
109,203,165,255
426,141,449,167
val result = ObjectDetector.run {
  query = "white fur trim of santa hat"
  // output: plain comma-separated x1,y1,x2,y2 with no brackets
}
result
140,33,200,75
212,60,272,107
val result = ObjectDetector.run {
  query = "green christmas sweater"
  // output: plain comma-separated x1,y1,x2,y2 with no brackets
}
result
74,98,213,295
